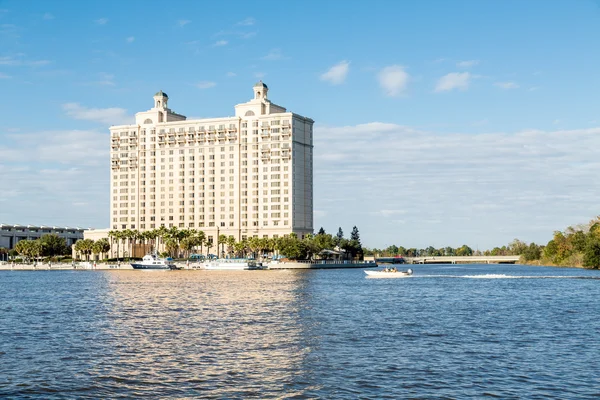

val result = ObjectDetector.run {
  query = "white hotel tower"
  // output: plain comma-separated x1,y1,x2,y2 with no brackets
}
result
109,82,314,243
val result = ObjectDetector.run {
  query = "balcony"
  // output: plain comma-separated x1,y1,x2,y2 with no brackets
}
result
281,128,291,137
260,130,270,138
177,135,186,143
217,126,226,133
187,134,195,142
281,151,291,159
197,134,206,142
227,133,237,140
228,126,237,132
111,137,120,143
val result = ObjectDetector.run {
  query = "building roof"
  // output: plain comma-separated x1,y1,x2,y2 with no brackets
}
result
154,90,168,98
254,81,268,89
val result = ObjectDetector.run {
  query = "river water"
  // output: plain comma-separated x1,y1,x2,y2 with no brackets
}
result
1,264,599,399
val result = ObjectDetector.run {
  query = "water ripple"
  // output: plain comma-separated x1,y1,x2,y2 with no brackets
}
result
0,265,599,398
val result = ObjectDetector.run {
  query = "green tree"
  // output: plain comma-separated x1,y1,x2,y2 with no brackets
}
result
334,227,344,248
39,234,69,256
180,237,195,258
456,245,473,256
218,234,228,258
521,242,542,262
74,239,94,261
226,236,236,257
583,238,600,269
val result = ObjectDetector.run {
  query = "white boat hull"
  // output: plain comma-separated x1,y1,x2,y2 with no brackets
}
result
203,259,264,270
365,269,413,278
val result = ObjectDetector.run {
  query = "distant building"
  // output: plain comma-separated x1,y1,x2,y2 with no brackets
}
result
109,82,314,244
0,224,84,249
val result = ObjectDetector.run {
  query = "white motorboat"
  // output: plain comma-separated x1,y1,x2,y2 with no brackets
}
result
365,268,413,278
203,259,265,270
131,254,176,270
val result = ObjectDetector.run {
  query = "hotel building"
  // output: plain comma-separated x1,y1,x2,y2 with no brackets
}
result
109,82,314,243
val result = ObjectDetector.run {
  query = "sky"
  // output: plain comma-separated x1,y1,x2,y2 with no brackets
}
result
1,0,600,249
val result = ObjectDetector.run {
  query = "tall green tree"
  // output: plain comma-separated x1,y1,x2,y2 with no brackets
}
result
583,238,600,269
39,234,69,256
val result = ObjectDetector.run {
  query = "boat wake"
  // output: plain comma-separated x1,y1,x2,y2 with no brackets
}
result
419,274,600,280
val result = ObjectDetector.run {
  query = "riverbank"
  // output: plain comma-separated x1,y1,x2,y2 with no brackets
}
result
521,259,591,269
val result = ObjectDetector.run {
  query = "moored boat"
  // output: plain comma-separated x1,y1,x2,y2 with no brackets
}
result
365,268,413,278
203,258,266,270
131,254,176,270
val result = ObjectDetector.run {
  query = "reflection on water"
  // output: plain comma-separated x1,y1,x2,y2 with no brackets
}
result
96,270,315,398
1,265,600,398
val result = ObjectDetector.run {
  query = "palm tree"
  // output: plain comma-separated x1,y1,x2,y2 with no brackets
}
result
156,225,168,254
75,239,95,261
108,230,116,259
226,236,236,258
234,240,247,258
180,237,194,258
218,234,227,258
97,238,111,260
248,237,261,260
164,237,179,258
195,230,206,256
146,229,158,254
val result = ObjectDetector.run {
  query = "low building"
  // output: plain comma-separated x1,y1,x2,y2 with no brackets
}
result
0,224,85,249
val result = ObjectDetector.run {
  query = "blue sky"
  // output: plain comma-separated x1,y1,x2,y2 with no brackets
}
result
1,0,600,249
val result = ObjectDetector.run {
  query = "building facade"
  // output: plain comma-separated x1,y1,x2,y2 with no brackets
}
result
0,224,84,249
109,82,314,244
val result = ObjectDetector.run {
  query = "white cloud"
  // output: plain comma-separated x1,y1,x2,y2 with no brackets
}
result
494,81,519,89
435,72,471,92
237,17,255,26
90,72,115,86
126,36,135,43
0,129,109,228
62,103,131,125
456,60,479,68
177,19,191,27
226,71,236,77
95,18,108,25
320,60,350,85
195,81,216,89
313,122,600,248
213,40,228,47
262,48,285,61
0,55,50,67
254,72,266,79
0,72,11,79
43,13,54,20
378,65,410,97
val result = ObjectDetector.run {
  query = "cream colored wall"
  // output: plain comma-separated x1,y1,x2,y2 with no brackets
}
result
109,85,314,241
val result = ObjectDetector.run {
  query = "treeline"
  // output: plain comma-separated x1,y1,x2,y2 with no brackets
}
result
363,216,600,269
11,225,363,262
534,217,600,268
10,234,71,262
